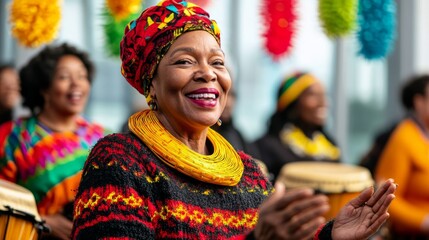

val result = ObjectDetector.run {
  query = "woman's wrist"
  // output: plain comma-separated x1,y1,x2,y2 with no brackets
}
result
314,220,334,240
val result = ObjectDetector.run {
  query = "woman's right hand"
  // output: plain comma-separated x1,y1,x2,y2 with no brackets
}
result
42,213,73,240
253,182,330,240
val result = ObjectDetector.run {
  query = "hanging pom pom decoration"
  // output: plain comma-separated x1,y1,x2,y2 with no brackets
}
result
185,0,211,8
102,6,141,57
319,0,358,38
106,0,142,21
261,0,297,61
357,0,396,60
9,0,62,48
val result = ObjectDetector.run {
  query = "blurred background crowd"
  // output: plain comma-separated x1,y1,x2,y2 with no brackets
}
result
4,0,429,165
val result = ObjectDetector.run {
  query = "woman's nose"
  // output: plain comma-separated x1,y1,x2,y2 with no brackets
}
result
194,64,216,82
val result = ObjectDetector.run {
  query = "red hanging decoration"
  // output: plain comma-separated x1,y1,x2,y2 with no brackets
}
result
261,0,297,60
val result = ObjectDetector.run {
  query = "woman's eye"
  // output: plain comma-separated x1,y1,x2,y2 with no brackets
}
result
175,59,193,65
212,60,224,66
58,75,70,80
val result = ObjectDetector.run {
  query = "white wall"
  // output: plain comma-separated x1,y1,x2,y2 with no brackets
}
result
415,0,429,75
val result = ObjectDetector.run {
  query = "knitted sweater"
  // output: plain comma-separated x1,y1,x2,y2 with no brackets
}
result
71,132,272,239
0,116,107,216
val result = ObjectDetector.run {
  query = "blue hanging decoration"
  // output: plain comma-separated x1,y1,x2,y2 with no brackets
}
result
357,0,396,60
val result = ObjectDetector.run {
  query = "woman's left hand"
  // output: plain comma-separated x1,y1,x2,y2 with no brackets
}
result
331,178,396,240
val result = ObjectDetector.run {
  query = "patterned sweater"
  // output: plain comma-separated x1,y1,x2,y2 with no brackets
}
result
0,116,107,216
71,132,273,239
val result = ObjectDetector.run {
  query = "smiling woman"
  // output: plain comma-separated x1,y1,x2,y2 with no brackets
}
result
70,1,396,240
0,43,109,239
152,31,230,137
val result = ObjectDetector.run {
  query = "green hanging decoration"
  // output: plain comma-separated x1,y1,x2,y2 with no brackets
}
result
319,0,358,38
102,7,141,57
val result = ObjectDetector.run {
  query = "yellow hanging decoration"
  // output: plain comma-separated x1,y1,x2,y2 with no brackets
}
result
128,110,244,186
9,0,62,48
106,0,142,21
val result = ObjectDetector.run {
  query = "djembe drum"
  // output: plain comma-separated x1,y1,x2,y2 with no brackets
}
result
277,161,374,220
0,179,49,240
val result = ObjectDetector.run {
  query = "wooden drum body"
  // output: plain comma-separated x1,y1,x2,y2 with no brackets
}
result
0,179,49,240
277,162,374,220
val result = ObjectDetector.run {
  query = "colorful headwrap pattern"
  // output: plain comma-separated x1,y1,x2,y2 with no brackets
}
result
120,0,221,96
277,72,319,112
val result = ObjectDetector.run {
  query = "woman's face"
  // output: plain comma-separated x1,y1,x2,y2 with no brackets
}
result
151,30,231,131
42,55,91,116
0,68,20,110
296,82,328,127
415,84,429,127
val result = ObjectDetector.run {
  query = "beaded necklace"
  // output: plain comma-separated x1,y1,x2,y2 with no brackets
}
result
128,110,244,186
280,124,340,160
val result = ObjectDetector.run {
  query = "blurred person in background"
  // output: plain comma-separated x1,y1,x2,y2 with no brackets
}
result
251,72,340,181
0,63,21,125
375,74,429,240
71,1,396,239
0,43,109,239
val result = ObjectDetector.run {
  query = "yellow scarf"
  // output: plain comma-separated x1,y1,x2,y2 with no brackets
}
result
280,124,340,160
128,110,244,186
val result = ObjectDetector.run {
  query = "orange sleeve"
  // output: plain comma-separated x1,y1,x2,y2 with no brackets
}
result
375,122,426,232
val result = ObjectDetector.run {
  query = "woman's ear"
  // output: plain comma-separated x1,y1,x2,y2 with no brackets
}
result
149,81,156,97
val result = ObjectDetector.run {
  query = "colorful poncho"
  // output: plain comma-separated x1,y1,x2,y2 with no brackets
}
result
0,116,107,216
71,133,272,239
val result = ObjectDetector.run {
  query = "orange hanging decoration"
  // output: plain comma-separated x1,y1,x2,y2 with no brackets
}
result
106,0,143,21
261,0,297,61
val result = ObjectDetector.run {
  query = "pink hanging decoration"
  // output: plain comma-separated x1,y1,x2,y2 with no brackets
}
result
261,0,297,60
186,0,210,8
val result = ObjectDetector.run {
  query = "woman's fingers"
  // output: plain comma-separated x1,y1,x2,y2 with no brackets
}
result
285,196,329,233
370,179,396,213
366,178,395,208
347,185,374,208
256,183,330,240
260,182,315,214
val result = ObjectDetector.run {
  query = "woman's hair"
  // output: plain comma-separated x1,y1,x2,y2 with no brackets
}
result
20,43,95,115
401,74,429,111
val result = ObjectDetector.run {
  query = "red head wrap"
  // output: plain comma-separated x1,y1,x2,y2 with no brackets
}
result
120,0,221,96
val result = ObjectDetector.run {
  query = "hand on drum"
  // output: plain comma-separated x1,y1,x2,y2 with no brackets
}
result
332,178,396,240
42,213,73,240
254,182,330,240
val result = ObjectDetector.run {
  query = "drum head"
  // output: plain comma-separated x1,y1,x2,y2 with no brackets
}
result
278,161,374,193
0,179,42,222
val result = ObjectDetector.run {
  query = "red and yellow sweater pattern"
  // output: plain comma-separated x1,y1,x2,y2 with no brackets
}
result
71,133,272,239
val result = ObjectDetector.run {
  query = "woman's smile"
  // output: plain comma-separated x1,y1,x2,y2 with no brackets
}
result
186,87,219,108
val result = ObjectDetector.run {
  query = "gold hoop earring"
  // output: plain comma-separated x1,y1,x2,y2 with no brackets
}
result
148,96,158,111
